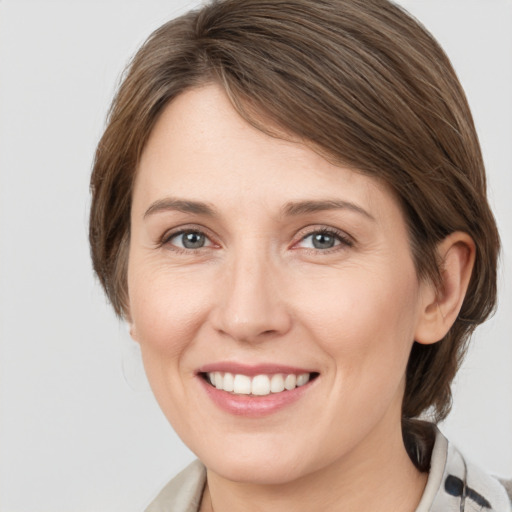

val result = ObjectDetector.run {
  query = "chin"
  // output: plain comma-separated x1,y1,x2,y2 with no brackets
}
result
210,459,307,486
196,441,321,486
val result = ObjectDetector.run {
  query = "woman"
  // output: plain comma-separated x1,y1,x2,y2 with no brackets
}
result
89,0,511,510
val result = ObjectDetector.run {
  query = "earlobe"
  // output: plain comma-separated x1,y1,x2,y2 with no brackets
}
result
124,307,138,341
126,316,139,342
129,324,139,342
415,232,476,345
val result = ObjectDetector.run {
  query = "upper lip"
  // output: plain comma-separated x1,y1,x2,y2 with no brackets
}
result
197,362,316,377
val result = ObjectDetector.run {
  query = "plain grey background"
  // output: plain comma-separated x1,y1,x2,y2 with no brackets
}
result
0,1,511,510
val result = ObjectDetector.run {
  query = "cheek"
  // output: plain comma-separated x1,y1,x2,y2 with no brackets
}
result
128,264,212,358
296,265,421,372
127,266,214,430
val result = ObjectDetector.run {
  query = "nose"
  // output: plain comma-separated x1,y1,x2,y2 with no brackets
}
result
210,249,292,343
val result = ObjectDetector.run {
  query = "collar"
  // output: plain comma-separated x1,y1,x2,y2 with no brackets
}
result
418,428,511,511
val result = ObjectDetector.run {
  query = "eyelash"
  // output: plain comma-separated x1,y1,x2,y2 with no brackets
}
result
160,226,215,254
294,227,354,253
160,226,354,254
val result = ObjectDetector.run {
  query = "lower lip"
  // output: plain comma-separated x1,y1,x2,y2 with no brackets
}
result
198,376,315,417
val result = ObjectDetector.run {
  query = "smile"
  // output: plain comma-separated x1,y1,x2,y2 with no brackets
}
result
205,372,313,396
197,363,319,416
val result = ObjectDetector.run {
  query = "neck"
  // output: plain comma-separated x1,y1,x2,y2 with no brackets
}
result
200,420,428,512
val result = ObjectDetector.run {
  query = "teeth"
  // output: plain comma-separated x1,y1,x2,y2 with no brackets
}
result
223,372,234,392
206,371,311,396
270,374,285,393
284,374,296,390
251,375,270,396
233,374,251,394
296,373,310,386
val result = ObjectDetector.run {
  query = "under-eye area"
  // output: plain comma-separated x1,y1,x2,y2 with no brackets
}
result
200,372,320,396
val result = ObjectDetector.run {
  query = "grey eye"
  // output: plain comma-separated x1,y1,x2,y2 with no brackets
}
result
299,231,340,250
170,231,208,249
181,232,205,249
311,232,336,249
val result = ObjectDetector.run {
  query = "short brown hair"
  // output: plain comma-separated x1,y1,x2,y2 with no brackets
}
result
89,0,500,460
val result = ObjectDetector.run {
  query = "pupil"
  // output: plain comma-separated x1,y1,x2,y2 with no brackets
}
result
183,232,204,249
313,233,334,249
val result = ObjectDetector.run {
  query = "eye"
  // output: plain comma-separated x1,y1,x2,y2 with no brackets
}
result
296,229,352,250
166,230,212,250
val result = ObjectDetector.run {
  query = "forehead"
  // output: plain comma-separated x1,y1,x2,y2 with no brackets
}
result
134,84,400,223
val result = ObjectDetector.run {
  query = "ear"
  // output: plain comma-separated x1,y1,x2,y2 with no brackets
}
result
129,324,140,342
415,232,476,345
125,315,139,343
123,303,139,342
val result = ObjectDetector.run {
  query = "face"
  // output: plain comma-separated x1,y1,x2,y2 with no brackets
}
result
128,84,432,484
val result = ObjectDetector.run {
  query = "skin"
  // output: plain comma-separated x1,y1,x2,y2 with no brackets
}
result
127,84,475,512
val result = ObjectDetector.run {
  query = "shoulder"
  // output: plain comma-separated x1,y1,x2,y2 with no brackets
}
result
144,459,206,512
419,428,512,512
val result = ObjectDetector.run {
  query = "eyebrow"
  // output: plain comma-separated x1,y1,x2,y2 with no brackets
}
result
144,198,217,218
143,197,374,221
282,199,375,221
